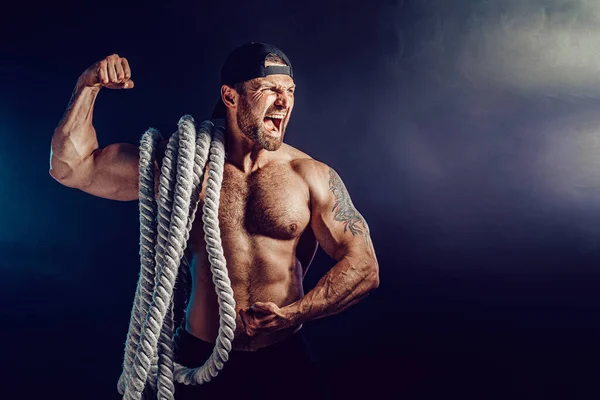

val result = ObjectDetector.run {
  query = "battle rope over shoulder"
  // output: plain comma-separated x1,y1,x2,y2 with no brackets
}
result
116,116,236,400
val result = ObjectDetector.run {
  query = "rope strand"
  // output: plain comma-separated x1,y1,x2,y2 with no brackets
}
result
117,116,236,400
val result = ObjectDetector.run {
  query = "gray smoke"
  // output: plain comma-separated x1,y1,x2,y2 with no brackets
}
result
383,0,600,97
458,0,600,98
369,0,600,257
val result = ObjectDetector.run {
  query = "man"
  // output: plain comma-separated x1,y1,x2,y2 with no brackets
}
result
49,42,379,399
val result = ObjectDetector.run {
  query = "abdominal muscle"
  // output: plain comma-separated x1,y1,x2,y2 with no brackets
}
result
184,235,305,351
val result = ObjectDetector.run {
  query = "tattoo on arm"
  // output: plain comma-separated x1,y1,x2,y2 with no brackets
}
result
328,167,369,236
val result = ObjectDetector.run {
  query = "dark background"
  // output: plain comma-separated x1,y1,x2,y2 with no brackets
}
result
2,0,599,399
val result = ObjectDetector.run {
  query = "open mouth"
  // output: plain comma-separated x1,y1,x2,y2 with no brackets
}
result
264,115,284,133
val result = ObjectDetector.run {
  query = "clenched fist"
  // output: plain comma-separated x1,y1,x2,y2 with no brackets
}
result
78,54,134,90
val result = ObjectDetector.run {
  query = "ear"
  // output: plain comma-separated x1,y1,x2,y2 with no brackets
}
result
221,85,237,109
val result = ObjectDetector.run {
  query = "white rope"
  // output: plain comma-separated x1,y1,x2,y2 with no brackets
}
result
117,116,236,399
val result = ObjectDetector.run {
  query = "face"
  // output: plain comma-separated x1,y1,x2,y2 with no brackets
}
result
234,74,295,151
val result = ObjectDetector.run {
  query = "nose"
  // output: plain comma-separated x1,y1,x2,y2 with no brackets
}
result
274,91,290,108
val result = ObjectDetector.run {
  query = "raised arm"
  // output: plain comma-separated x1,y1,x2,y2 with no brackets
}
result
49,54,153,201
285,161,380,324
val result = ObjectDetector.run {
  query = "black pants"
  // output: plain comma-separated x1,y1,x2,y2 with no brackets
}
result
172,327,331,400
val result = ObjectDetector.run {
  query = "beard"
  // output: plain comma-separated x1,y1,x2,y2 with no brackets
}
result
236,96,285,151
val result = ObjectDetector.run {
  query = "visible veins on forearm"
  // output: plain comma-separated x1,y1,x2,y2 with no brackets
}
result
287,168,379,325
292,257,376,324
56,84,79,128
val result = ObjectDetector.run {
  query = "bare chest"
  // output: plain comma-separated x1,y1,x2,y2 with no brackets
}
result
190,163,310,244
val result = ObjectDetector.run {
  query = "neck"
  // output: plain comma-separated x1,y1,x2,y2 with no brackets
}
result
223,116,272,174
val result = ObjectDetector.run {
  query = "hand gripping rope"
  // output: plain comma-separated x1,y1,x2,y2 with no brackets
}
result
116,115,236,400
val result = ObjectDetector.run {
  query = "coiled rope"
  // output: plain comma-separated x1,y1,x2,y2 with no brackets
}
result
116,115,236,399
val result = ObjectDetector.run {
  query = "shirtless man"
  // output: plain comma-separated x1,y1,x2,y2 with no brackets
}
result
49,43,379,399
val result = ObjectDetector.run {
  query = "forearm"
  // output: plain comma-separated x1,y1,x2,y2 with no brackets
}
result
285,256,379,325
50,80,101,181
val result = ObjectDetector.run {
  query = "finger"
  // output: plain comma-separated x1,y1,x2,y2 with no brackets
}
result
253,302,284,317
252,313,277,325
121,57,131,81
98,60,109,84
251,302,267,310
122,79,135,89
240,309,253,327
251,303,274,313
107,57,118,83
250,304,268,315
244,312,269,328
239,307,251,317
114,59,125,82
239,311,247,330
240,311,257,336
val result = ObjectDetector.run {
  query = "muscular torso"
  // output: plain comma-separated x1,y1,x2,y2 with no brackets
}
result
183,144,318,351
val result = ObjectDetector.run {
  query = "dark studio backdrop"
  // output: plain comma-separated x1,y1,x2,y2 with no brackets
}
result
1,0,599,399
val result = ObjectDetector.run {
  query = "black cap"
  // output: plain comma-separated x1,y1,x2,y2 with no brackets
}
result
212,42,294,119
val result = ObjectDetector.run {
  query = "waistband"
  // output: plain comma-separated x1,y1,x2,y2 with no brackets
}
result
173,325,309,366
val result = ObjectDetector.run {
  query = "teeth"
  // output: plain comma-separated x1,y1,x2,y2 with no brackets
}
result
266,115,285,119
